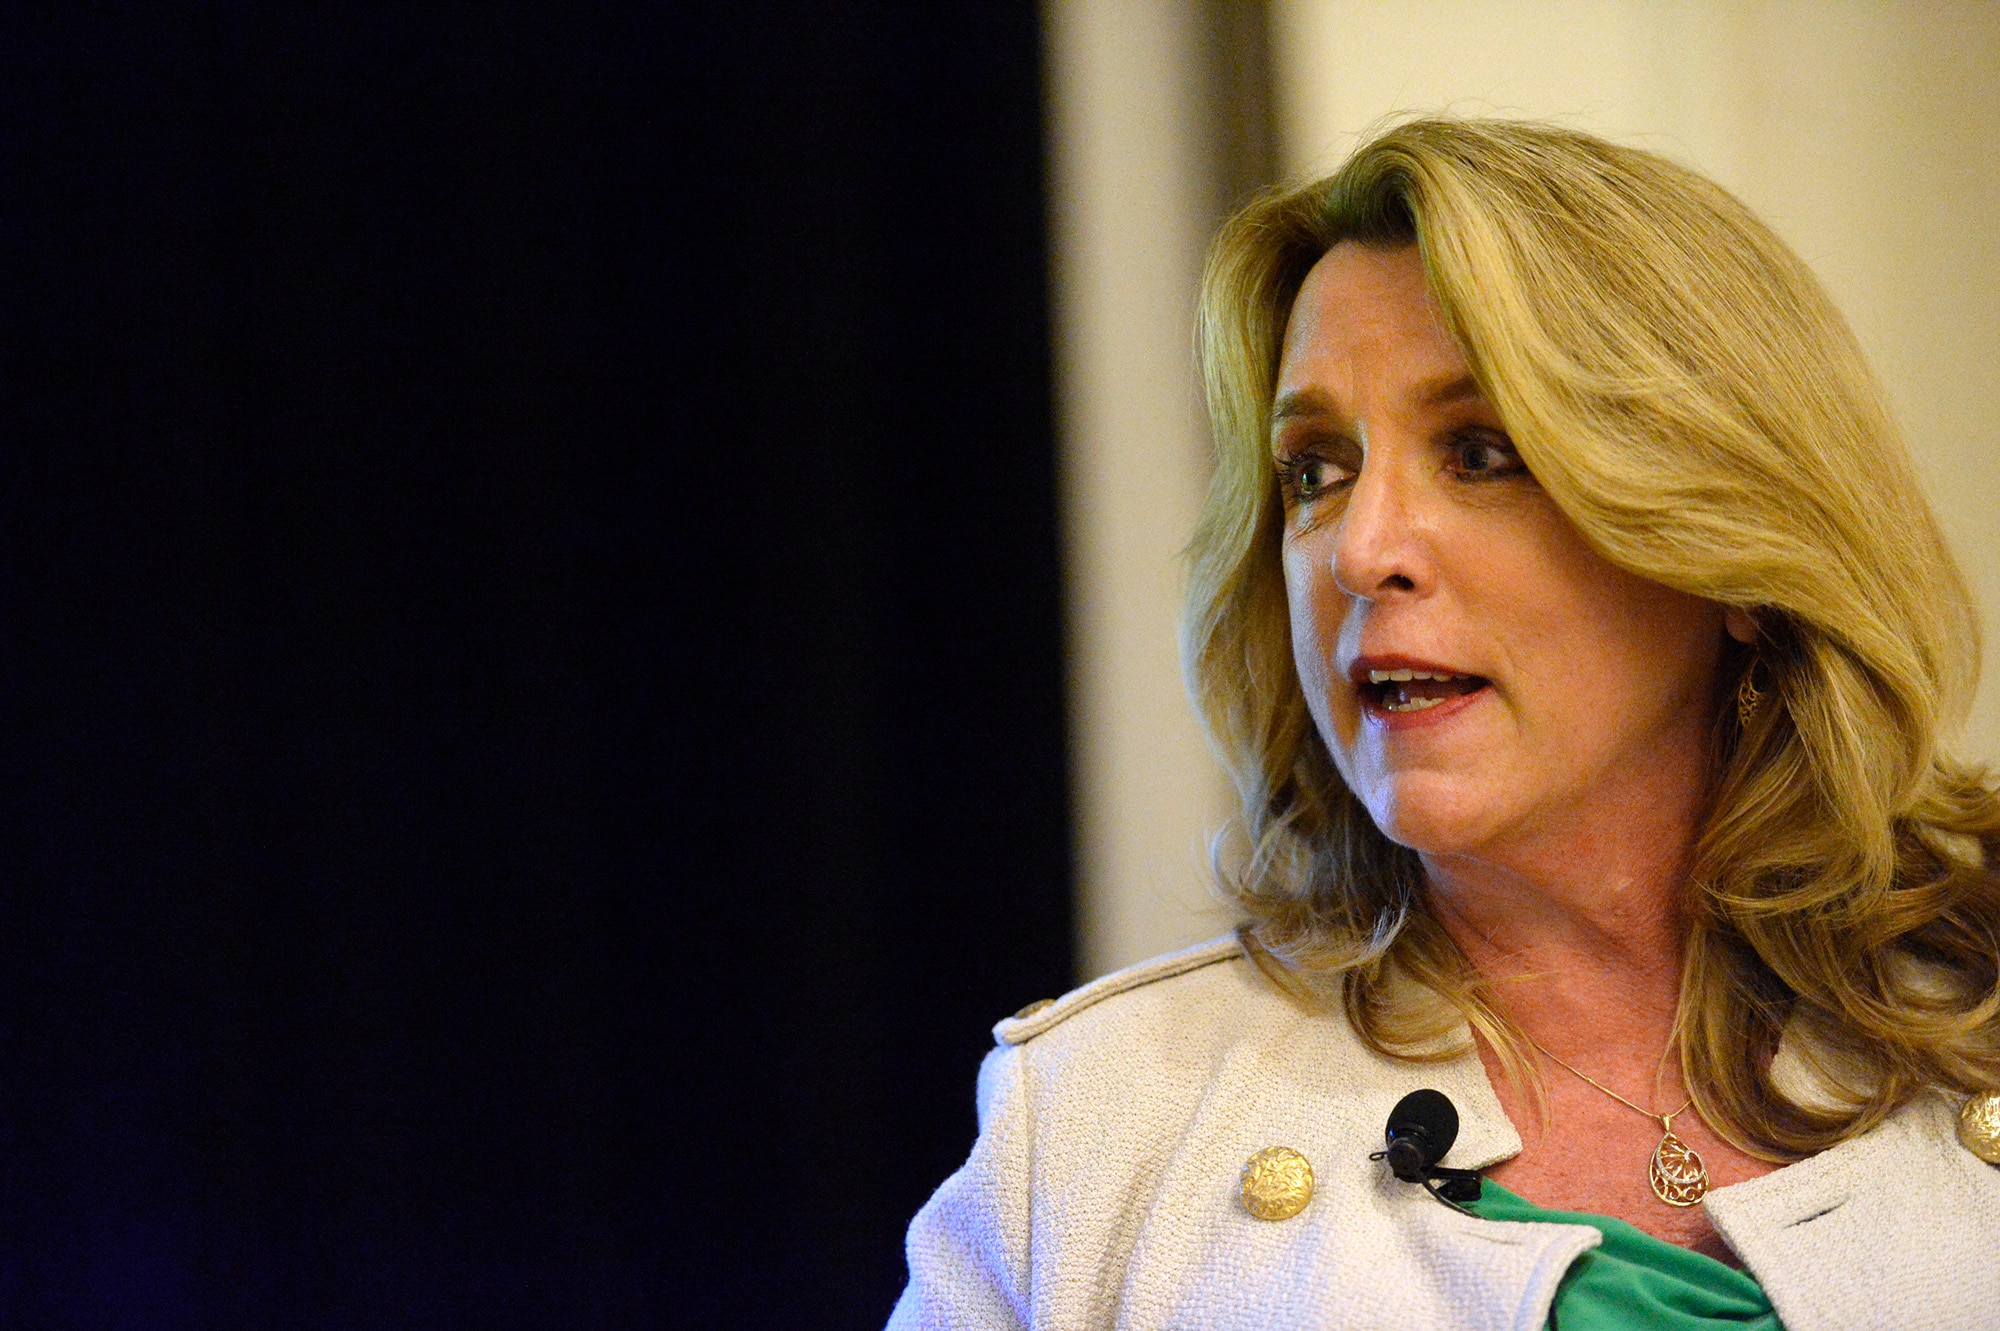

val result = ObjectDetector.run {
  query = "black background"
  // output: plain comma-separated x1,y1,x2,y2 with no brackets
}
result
0,4,1071,1325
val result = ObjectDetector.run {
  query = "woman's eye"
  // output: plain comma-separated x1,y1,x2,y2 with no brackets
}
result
1450,432,1526,480
1280,455,1351,504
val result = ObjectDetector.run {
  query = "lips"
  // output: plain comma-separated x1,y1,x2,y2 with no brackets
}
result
1346,658,1491,717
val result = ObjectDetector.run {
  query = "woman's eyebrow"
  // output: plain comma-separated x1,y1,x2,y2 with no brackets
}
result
1271,388,1334,423
1418,372,1482,407
1273,374,1480,425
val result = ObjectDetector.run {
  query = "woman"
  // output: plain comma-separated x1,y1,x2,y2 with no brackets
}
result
890,119,2000,1330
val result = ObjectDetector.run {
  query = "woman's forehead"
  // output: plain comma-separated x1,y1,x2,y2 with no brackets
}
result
1273,245,1484,430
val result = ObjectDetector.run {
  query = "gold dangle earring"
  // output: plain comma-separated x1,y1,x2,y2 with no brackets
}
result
1735,659,1765,728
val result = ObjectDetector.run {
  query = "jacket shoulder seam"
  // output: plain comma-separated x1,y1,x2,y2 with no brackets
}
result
992,935,1244,1046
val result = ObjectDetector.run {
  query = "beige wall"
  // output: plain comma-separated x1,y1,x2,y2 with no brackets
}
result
1270,0,2000,763
1044,0,1238,980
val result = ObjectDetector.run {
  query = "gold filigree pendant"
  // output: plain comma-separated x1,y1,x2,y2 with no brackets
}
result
1649,1122,1709,1207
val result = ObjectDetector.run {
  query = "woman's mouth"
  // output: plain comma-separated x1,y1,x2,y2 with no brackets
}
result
1361,669,1490,714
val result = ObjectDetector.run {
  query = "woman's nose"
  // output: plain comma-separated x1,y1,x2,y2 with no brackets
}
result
1332,455,1426,601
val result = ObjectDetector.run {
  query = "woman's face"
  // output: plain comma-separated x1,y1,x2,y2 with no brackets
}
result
1275,243,1732,862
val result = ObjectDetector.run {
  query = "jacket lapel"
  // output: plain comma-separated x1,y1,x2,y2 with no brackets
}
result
1703,1093,2000,1331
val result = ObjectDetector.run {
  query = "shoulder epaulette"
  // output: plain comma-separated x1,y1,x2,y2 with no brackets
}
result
991,934,1244,1046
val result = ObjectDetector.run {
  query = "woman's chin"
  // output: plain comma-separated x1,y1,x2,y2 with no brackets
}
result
1360,776,1508,857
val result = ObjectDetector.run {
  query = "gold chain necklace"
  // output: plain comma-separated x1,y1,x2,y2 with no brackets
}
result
1524,1036,1710,1207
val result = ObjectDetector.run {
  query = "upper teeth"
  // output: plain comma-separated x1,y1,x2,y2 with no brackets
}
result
1368,669,1464,683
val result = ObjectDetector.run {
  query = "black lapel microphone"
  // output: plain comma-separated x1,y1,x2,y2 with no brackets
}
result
1372,1088,1484,1215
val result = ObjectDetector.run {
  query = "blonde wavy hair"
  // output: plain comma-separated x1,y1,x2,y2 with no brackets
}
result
1186,117,2000,1158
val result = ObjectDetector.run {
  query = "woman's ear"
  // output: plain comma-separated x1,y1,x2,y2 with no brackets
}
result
1724,606,1759,645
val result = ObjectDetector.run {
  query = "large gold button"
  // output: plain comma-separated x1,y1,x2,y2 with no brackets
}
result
1240,1146,1314,1221
1959,1092,2000,1164
1012,998,1054,1021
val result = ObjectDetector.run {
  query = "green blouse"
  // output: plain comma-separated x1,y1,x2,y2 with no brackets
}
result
1465,1181,1783,1330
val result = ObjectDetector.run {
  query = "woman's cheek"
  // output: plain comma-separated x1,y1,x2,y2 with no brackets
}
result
1284,542,1359,751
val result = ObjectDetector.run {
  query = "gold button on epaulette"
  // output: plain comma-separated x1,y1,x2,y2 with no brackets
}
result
1959,1092,2000,1164
1012,998,1054,1021
1240,1146,1314,1221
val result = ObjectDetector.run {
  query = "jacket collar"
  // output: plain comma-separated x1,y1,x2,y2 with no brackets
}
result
1404,1025,1996,1331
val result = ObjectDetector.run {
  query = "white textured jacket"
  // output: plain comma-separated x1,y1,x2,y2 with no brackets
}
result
889,936,2000,1331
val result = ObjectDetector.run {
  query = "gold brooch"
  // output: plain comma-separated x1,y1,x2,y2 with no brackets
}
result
1240,1146,1314,1221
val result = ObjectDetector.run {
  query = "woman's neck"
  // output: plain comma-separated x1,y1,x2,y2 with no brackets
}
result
1414,766,1789,1250
1436,824,1787,1253
1420,815,1694,1068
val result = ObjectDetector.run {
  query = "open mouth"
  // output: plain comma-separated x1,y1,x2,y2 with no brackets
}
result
1361,669,1490,714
